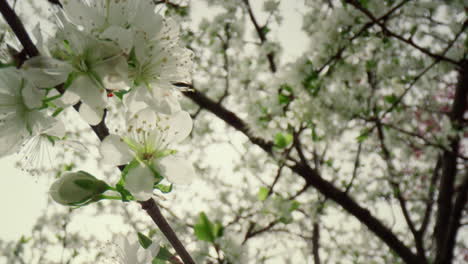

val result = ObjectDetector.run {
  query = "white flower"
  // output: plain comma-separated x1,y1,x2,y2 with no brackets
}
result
60,0,163,55
125,18,193,115
0,67,61,158
46,22,127,125
99,108,195,200
108,235,159,264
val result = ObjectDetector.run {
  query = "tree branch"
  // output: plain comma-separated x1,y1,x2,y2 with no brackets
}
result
140,199,195,264
0,0,39,57
312,222,321,264
434,60,468,264
241,0,276,72
345,0,461,65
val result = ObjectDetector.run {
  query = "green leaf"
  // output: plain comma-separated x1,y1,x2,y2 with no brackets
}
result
153,247,172,263
383,94,398,104
257,187,269,201
213,222,224,239
356,129,371,142
278,93,291,105
289,200,301,212
278,84,294,105
279,216,293,224
358,0,369,8
137,232,153,249
274,133,293,149
154,183,173,194
194,212,214,242
260,26,270,36
366,60,377,70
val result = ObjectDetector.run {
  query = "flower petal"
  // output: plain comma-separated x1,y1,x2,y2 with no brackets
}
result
79,103,103,125
125,165,154,201
163,111,192,143
69,76,107,108
155,155,195,185
21,82,45,109
44,120,66,138
101,26,133,55
22,56,72,88
100,134,133,166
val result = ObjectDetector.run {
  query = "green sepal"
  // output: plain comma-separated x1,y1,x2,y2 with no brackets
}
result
52,107,64,117
115,159,140,201
154,183,173,194
113,89,129,100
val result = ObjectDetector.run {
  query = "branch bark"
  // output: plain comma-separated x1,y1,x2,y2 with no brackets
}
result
140,199,195,264
0,0,38,57
434,60,468,264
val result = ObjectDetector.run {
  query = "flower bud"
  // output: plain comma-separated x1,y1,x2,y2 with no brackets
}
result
50,171,109,205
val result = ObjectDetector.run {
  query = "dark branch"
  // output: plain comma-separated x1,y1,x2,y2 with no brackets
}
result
241,0,276,72
312,222,321,264
345,0,461,65
179,84,274,154
140,199,195,264
0,0,39,57
434,60,468,264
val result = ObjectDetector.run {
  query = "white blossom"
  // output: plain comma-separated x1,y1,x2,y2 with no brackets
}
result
0,67,62,158
100,108,195,200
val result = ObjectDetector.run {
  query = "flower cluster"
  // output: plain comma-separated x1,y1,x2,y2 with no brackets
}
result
0,0,194,202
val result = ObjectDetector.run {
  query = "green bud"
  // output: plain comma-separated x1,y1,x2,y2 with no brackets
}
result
49,171,109,206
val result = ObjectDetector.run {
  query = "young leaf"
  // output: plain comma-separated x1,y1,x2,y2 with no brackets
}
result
194,212,215,242
153,247,173,264
274,133,293,149
137,232,152,249
257,186,269,201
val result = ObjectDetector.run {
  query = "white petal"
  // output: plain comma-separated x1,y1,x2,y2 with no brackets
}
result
100,134,133,166
155,155,195,185
101,26,133,55
0,67,21,95
22,56,72,87
128,108,157,132
144,87,181,115
164,111,193,143
125,165,154,201
133,2,162,40
70,76,107,108
59,89,80,106
21,82,45,109
44,119,65,138
123,88,147,115
79,103,103,125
